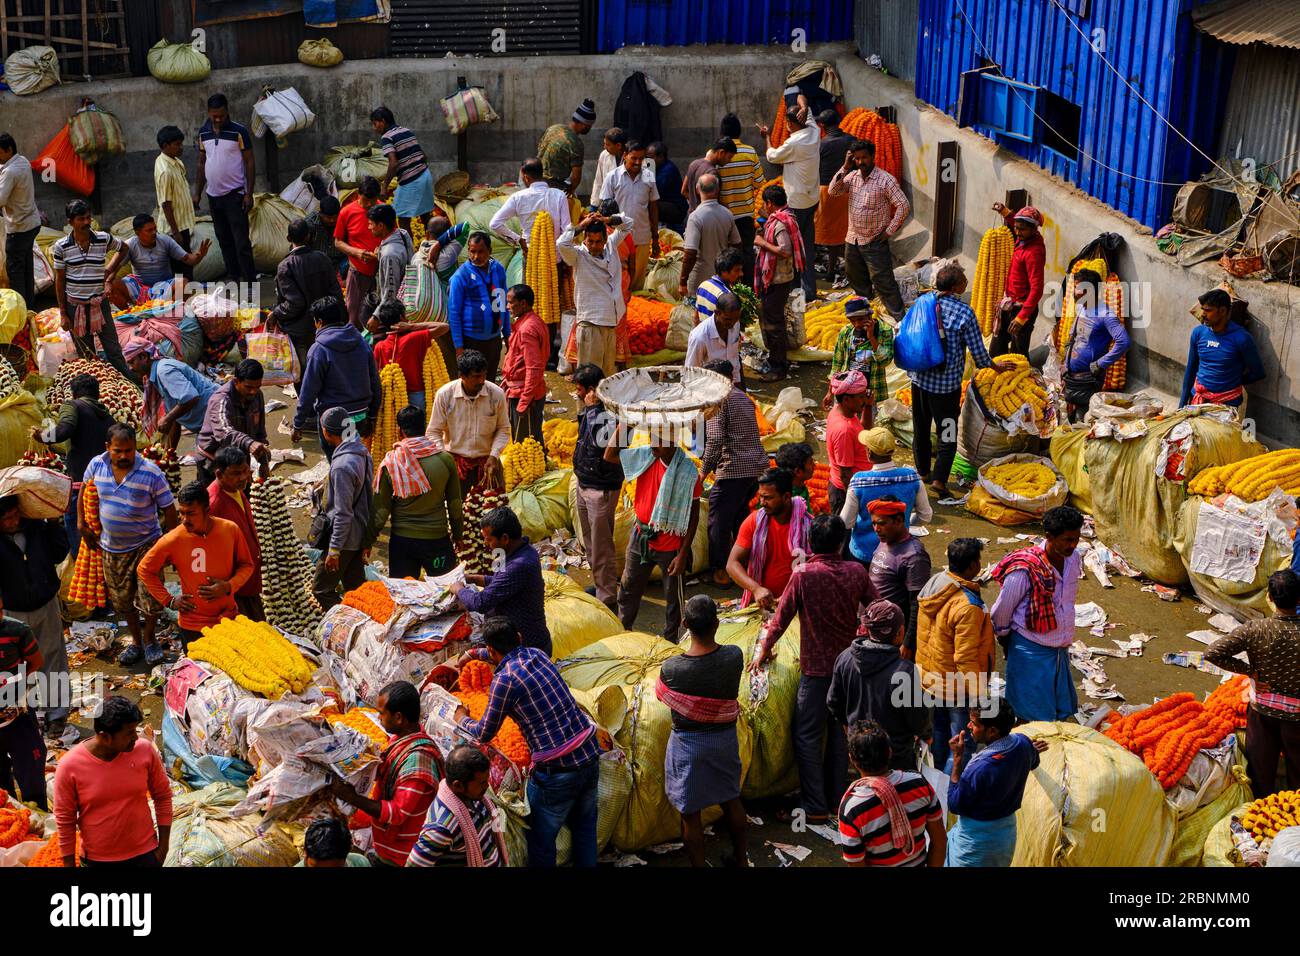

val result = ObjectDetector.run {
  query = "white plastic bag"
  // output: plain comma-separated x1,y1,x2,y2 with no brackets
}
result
37,331,75,377
1268,827,1300,867
251,87,316,139
0,465,72,518
768,386,814,434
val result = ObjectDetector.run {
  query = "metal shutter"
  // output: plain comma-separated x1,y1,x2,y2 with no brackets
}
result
390,0,583,57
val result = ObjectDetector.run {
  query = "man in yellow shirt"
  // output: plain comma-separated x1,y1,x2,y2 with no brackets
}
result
154,126,197,278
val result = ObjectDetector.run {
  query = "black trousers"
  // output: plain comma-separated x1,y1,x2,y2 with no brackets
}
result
463,334,503,381
791,203,818,302
990,302,1037,357
4,225,39,307
313,548,367,610
708,477,757,572
1246,706,1300,796
0,710,47,810
911,385,962,485
389,534,458,579
509,401,544,446
735,216,756,288
760,279,794,373
844,237,905,319
208,190,257,282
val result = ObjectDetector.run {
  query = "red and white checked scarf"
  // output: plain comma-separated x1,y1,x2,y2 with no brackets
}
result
991,545,1059,634
375,436,444,496
655,675,741,723
754,207,805,294
849,774,915,855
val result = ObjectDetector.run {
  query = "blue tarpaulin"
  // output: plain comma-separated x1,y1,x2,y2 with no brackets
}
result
304,0,389,26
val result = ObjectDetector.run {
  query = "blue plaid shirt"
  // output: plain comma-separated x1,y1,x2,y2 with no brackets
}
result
906,295,994,395
459,645,601,770
456,540,551,655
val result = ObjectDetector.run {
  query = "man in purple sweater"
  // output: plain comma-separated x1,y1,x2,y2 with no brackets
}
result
1062,269,1129,422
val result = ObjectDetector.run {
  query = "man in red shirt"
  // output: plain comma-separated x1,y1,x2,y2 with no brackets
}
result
727,467,810,610
607,439,702,641
207,445,263,621
826,370,872,517
989,203,1046,357
369,300,438,416
334,176,384,330
501,284,550,445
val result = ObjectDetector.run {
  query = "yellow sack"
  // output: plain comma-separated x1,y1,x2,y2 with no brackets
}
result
559,632,753,851
146,39,212,84
1172,497,1292,620
716,607,802,798
1070,408,1265,585
248,194,302,275
1168,764,1252,867
0,289,28,342
1012,722,1176,867
298,38,344,67
165,783,299,867
556,685,634,863
452,195,519,267
543,570,623,660
1201,802,1253,867
1048,425,1092,514
643,253,684,303
0,388,46,469
507,469,572,543
965,484,1035,526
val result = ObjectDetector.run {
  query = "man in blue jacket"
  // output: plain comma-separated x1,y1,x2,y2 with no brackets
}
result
447,231,510,380
291,296,381,456
1179,288,1265,409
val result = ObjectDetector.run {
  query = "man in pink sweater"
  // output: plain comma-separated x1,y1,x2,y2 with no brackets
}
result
53,695,173,867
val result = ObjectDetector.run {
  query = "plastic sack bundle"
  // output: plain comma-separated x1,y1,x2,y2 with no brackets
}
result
246,330,301,387
0,388,46,469
542,571,623,660
507,468,572,543
298,38,344,67
663,301,694,352
0,465,72,518
758,394,808,453
146,39,211,84
161,709,253,790
252,87,316,139
4,46,60,95
439,87,499,134
1011,722,1176,866
643,253,684,303
1167,762,1252,867
968,453,1068,526
556,685,635,864
451,194,519,266
893,292,943,371
68,101,126,165
248,193,302,274
559,632,753,851
400,245,447,323
165,783,300,867
323,143,389,188
1172,495,1294,621
35,126,94,197
716,609,801,798
1201,802,1254,866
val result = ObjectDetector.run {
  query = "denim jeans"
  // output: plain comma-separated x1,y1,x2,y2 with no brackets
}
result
526,758,599,867
930,705,974,775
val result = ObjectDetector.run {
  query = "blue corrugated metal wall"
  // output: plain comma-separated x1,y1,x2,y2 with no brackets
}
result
915,0,1233,228
595,0,854,51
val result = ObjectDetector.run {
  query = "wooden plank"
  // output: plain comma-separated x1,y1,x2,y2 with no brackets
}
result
1006,188,1029,213
931,141,959,257
81,0,89,76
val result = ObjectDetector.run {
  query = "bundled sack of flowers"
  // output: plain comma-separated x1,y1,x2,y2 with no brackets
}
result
544,571,623,660
968,454,1069,527
166,783,299,867
48,357,143,433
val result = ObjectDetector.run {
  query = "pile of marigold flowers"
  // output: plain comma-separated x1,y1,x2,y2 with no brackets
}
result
188,616,315,698
456,660,531,767
1101,677,1248,789
0,793,33,849
26,833,79,867
343,580,397,623
626,296,671,355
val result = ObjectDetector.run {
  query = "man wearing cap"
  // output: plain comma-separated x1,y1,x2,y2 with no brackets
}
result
825,297,893,428
828,599,931,772
989,203,1046,357
753,514,877,825
840,428,930,567
538,100,596,195
825,370,873,517
862,494,931,661
312,406,374,610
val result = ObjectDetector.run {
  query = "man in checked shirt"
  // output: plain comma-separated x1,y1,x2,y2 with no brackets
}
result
827,139,911,320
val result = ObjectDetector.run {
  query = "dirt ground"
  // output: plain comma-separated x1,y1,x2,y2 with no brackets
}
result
55,290,1226,869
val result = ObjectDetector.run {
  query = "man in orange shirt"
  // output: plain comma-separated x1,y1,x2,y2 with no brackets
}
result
206,446,263,621
138,481,254,647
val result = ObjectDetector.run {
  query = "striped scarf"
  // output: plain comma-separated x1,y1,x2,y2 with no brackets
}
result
435,779,508,867
621,447,699,540
741,497,810,608
655,675,741,723
991,545,1059,634
375,436,443,496
754,207,805,294
849,774,915,855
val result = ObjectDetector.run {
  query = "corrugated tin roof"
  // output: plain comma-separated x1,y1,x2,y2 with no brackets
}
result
1193,0,1300,50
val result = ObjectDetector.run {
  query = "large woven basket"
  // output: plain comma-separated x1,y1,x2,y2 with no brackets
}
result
597,366,731,432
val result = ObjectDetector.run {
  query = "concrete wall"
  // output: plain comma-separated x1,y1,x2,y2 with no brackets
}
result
833,51,1300,447
1,43,826,230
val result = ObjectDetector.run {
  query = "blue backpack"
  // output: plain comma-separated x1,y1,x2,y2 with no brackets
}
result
894,292,947,372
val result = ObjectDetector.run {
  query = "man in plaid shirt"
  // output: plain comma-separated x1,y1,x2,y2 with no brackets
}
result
828,139,911,319
454,615,602,867
907,265,1015,497
827,297,894,428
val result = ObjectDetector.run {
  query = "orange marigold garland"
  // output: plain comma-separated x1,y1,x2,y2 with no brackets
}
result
1102,687,1242,790
342,580,396,624
455,660,531,767
26,833,80,867
68,481,107,608
0,793,33,848
625,297,672,355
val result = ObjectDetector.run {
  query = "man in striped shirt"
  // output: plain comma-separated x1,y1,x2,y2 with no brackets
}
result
195,93,256,283
407,745,504,867
372,106,434,234
839,720,946,867
694,247,745,325
328,681,443,867
717,113,765,287
52,199,131,379
82,424,178,667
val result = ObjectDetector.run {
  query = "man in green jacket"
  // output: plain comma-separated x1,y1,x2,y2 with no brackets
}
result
367,405,464,578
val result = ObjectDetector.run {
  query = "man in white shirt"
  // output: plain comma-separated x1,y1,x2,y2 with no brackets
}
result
599,141,659,291
425,348,511,492
591,128,655,212
761,106,820,302
678,174,740,298
685,291,743,385
488,157,572,255
0,133,43,309
556,213,630,376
